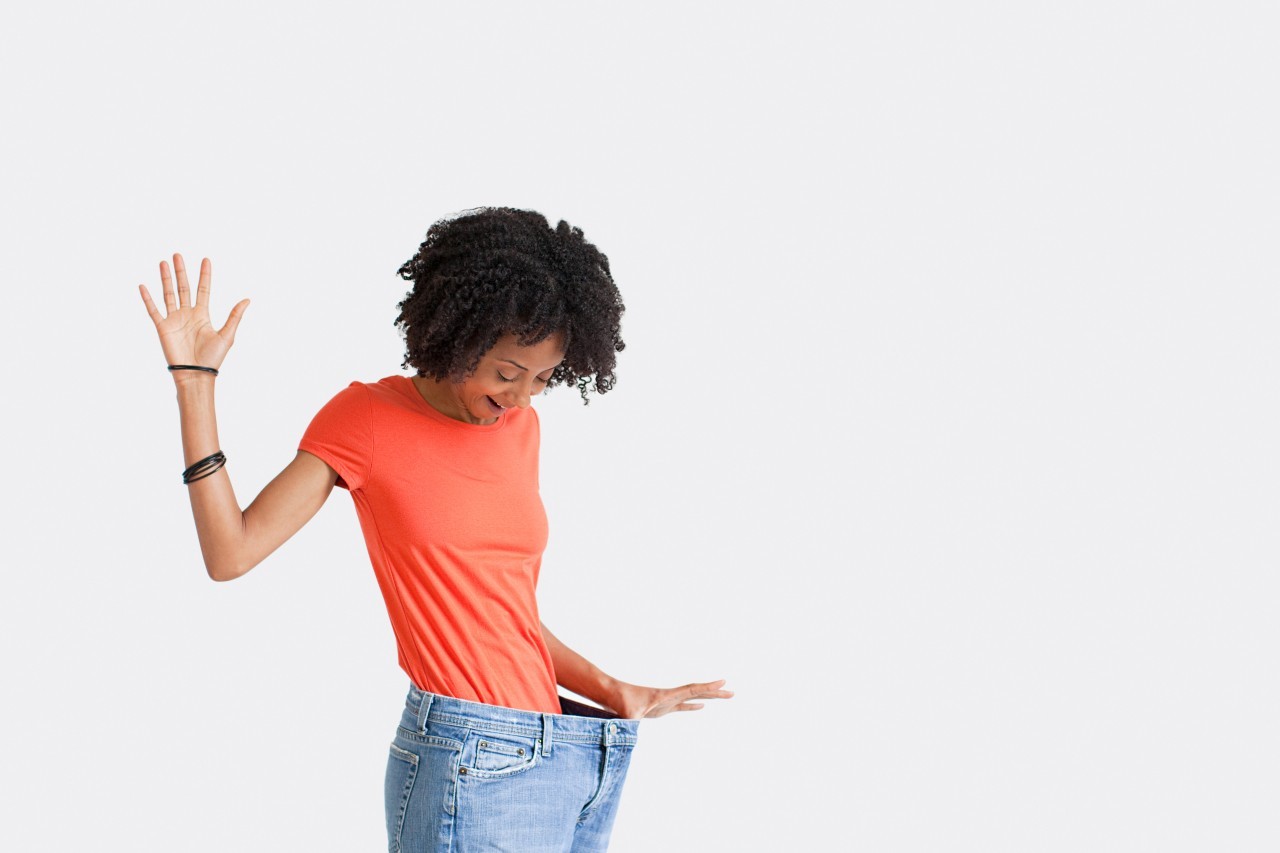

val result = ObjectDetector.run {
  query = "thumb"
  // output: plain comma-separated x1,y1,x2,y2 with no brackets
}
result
219,298,250,342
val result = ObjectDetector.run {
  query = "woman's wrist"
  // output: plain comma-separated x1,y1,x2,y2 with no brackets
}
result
173,372,216,386
174,374,217,404
171,364,218,387
567,670,624,712
597,674,630,712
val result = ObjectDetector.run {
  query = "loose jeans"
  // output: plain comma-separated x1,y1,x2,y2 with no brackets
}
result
386,683,640,852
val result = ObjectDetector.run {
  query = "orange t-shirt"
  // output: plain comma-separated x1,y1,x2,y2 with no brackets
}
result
298,375,560,713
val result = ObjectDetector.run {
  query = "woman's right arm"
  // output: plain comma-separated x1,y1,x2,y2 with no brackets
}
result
143,253,338,582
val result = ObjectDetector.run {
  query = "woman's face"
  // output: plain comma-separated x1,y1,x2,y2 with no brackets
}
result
419,332,566,425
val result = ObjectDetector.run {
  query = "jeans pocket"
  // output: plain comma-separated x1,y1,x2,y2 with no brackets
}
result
385,742,419,851
462,729,542,778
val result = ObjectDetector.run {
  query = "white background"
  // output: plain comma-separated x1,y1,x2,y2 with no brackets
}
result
2,2,1277,850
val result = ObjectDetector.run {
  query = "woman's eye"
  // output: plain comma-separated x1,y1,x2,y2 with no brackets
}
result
498,373,517,383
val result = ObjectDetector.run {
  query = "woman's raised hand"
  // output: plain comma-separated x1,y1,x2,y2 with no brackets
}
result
139,254,249,379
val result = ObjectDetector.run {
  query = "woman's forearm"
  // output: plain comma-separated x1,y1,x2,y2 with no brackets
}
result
540,621,620,709
540,621,733,719
175,375,246,581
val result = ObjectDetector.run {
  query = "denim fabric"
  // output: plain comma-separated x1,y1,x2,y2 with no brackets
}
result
386,683,641,852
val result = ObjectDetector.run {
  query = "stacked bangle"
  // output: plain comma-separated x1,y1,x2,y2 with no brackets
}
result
183,451,226,484
168,364,219,376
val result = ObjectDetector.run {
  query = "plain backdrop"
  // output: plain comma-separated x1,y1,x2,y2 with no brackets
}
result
2,2,1278,850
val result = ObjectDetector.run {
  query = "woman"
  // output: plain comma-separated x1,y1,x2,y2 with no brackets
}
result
138,206,732,852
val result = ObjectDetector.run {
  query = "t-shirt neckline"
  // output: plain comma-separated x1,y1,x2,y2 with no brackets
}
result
395,375,508,432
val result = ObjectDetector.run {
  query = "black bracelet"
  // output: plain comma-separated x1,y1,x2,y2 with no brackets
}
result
183,454,225,484
184,456,225,484
185,458,226,483
169,364,219,376
183,451,227,484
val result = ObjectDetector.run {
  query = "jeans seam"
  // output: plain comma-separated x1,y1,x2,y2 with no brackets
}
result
387,743,419,851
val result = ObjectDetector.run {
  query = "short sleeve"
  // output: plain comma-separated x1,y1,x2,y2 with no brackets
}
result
298,381,373,491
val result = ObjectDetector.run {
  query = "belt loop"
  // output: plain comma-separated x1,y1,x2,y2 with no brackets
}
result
416,691,435,735
541,712,553,757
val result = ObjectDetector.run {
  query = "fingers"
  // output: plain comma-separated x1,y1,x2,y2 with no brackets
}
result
195,257,212,309
159,259,176,313
645,700,704,718
218,298,250,342
138,284,164,325
686,679,733,699
173,253,191,309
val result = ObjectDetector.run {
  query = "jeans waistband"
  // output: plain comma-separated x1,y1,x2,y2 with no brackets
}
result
405,683,640,747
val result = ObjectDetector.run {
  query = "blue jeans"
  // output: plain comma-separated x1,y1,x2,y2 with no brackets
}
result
386,684,641,852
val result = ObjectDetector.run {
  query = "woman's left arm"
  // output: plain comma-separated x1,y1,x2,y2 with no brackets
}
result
540,621,733,719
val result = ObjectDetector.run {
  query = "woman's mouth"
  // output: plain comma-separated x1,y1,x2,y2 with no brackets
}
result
486,396,507,415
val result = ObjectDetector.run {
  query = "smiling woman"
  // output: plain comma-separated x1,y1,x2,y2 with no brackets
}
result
139,205,732,853
409,332,566,426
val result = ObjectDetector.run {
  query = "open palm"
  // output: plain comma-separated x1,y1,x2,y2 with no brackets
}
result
607,679,734,719
139,253,249,371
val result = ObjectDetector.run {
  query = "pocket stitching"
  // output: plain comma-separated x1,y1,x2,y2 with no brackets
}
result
386,742,419,851
462,732,542,779
389,742,420,765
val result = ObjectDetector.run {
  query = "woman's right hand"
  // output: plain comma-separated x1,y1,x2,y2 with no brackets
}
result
139,253,249,380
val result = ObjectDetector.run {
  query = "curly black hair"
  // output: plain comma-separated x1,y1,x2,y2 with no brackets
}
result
394,207,625,403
